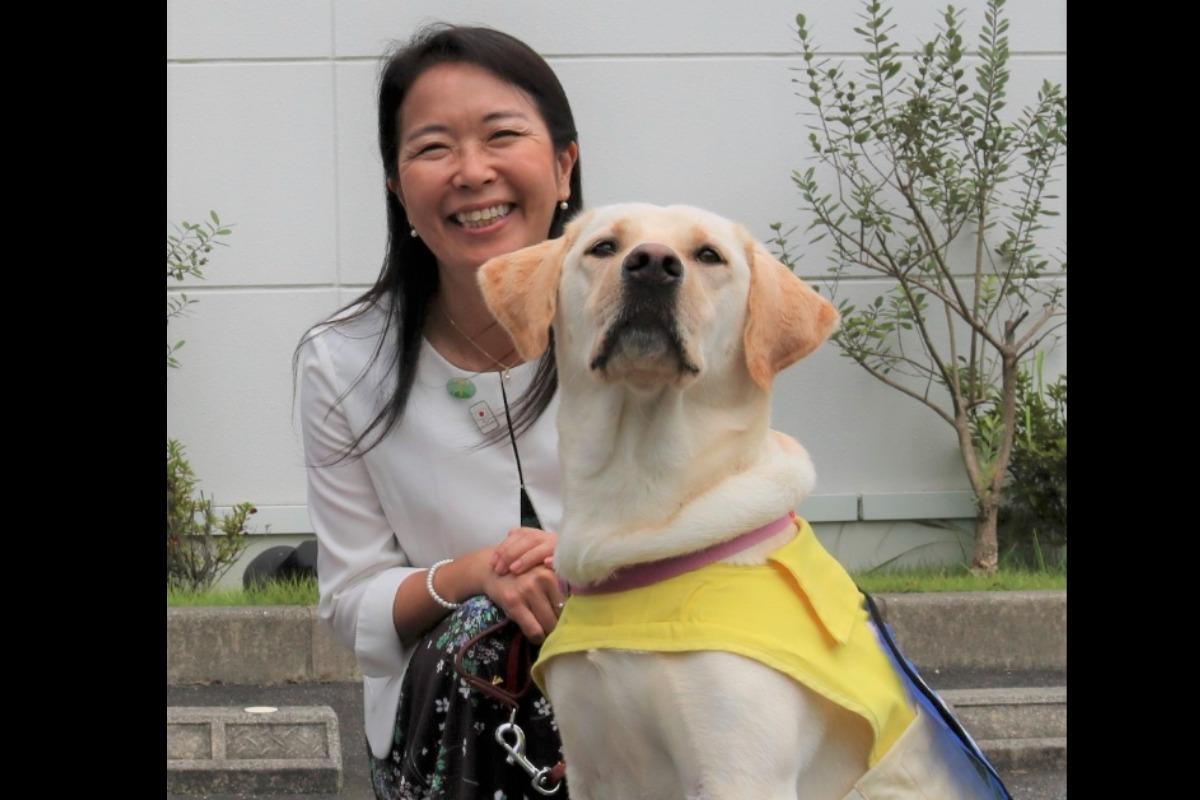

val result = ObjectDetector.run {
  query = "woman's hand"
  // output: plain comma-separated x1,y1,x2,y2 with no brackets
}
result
489,527,557,576
481,561,565,644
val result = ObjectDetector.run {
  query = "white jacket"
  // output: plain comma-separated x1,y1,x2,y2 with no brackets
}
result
297,304,563,758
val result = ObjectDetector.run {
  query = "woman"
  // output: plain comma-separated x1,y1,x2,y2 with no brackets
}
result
295,25,581,799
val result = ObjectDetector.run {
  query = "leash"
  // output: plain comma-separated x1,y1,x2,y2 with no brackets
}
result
458,345,562,792
453,617,567,796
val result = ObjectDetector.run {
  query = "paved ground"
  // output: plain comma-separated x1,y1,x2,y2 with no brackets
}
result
168,674,1065,799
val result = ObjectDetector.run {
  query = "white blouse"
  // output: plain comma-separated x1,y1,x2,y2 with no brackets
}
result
297,303,564,758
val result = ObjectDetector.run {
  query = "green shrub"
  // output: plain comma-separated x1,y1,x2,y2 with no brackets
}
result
166,211,255,591
166,438,255,592
998,362,1066,567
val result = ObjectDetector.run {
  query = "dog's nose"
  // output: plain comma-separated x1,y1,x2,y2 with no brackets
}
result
622,243,682,286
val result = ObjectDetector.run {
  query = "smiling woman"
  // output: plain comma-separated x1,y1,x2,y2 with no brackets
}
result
293,24,584,800
392,61,577,328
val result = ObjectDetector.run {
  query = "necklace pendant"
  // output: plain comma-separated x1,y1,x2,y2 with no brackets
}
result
502,369,512,382
446,377,476,399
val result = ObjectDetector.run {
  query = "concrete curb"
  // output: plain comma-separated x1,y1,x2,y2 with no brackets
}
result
168,607,361,685
874,590,1066,672
167,590,1065,684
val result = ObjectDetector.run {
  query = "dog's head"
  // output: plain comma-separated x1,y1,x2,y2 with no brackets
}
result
478,203,838,392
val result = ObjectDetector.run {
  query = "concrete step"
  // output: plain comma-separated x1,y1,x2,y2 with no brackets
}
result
166,681,1066,799
940,686,1066,740
922,666,1065,691
981,737,1067,772
941,685,1068,777
167,705,343,796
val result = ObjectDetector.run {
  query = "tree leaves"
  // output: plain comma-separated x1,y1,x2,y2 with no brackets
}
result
167,212,235,368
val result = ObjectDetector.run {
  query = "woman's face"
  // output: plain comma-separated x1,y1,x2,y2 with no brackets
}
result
394,62,577,286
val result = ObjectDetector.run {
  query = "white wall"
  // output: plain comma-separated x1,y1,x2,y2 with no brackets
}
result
167,0,1066,577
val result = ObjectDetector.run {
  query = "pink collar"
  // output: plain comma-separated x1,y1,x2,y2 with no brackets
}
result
568,511,797,596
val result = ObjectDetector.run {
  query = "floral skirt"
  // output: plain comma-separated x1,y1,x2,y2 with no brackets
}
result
368,595,568,800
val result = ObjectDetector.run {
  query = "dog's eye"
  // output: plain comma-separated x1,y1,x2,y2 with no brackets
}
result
588,239,618,257
695,246,725,265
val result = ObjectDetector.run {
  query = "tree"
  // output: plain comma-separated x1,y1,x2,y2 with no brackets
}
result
772,0,1065,574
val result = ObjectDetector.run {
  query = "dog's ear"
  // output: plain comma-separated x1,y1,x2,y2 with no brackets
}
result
478,212,591,360
477,239,564,360
741,231,840,391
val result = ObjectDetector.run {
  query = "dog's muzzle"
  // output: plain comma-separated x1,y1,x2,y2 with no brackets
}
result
589,244,699,378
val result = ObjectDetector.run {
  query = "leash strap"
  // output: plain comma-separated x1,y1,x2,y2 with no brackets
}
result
498,374,543,530
452,618,534,708
453,617,566,795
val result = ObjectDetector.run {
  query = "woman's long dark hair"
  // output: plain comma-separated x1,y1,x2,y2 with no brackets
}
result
294,25,583,462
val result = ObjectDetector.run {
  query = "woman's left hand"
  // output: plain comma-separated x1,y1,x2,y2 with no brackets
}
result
489,527,557,576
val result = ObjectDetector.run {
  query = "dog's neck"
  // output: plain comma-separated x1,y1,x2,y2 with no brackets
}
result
552,373,816,586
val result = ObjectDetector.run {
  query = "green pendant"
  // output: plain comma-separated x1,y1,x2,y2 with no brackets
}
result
446,377,477,399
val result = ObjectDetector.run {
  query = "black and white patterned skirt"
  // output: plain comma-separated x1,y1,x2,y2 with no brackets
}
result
368,595,568,800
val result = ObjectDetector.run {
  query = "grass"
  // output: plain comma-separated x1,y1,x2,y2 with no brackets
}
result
850,564,1065,593
167,575,320,607
849,536,1066,593
166,561,1066,606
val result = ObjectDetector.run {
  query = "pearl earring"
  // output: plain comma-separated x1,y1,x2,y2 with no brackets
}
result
409,226,418,238
559,200,569,211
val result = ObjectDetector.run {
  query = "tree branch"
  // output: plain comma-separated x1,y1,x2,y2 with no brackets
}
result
1016,319,1067,361
848,351,956,427
1014,305,1066,353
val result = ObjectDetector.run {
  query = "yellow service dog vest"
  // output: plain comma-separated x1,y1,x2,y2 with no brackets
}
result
532,517,916,768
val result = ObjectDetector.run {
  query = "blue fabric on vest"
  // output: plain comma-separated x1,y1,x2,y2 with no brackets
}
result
864,595,1013,800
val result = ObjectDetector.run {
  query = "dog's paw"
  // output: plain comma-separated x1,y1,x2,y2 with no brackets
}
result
554,537,622,588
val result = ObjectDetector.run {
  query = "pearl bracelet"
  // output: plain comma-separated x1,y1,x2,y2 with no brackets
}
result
425,559,461,610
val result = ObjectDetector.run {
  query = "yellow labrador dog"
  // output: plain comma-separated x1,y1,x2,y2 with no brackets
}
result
478,204,1004,800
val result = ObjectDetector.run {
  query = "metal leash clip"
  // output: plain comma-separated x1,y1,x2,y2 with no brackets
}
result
495,708,563,796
